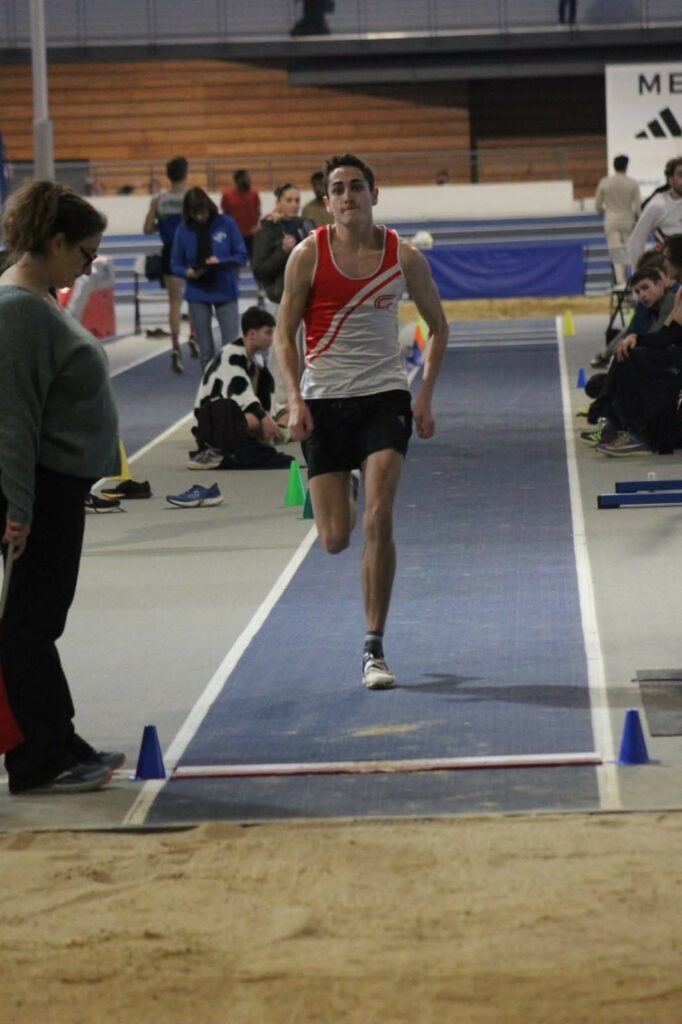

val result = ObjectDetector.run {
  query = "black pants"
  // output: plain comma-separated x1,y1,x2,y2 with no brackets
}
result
1,466,94,792
609,349,682,453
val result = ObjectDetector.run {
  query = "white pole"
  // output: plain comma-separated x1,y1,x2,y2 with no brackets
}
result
30,0,54,179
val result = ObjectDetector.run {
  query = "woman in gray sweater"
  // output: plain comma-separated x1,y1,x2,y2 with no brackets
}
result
0,181,122,795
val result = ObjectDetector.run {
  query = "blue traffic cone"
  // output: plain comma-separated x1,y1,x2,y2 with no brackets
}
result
617,708,651,765
134,724,166,779
576,367,587,388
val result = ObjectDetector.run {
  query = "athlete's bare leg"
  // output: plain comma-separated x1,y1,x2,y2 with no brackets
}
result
309,470,357,554
360,448,403,633
165,274,183,347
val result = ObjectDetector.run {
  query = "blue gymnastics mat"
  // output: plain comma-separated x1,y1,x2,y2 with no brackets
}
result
148,337,600,822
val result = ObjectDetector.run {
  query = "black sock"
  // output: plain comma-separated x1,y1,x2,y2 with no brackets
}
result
364,631,384,659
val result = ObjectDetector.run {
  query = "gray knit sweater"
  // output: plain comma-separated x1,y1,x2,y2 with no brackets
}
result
0,285,119,524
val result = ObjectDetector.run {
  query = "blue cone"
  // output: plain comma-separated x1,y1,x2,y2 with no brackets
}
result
134,724,166,779
576,367,587,388
617,708,651,765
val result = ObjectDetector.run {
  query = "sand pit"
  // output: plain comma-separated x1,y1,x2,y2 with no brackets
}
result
1,810,681,1024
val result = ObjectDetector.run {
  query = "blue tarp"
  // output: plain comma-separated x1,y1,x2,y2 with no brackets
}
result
424,241,585,299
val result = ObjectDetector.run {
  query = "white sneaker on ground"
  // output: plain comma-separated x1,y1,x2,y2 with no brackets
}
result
362,654,396,690
187,447,224,470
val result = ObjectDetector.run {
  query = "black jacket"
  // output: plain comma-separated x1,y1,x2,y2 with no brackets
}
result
252,216,314,303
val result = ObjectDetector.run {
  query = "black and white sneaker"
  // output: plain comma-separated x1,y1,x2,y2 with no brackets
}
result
85,493,124,513
362,654,396,690
100,479,152,500
20,762,112,795
88,751,126,771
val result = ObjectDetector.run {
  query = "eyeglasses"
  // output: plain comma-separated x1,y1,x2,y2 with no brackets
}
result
79,246,98,266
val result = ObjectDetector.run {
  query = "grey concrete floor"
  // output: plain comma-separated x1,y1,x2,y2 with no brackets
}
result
2,312,681,828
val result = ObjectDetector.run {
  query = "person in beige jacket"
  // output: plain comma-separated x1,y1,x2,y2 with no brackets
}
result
595,155,641,285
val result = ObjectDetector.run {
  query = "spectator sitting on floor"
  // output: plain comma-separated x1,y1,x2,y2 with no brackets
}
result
585,250,682,456
589,252,675,369
188,306,292,470
585,252,671,372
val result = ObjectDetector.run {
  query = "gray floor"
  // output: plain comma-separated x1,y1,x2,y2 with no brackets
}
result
2,311,682,828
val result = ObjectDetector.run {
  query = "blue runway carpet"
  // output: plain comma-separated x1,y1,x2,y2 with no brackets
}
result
149,336,600,822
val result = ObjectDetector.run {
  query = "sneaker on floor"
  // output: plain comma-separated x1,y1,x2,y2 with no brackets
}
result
171,350,184,374
580,427,618,447
596,432,651,457
590,352,610,369
101,479,152,500
85,492,124,513
166,483,224,508
88,751,126,770
188,336,200,359
362,654,396,690
187,447,224,470
17,762,112,795
580,429,604,447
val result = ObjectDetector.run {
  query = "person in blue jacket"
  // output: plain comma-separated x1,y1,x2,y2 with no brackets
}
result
171,187,248,369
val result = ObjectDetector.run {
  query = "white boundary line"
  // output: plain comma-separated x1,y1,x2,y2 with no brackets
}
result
122,524,319,826
125,412,193,464
555,315,620,810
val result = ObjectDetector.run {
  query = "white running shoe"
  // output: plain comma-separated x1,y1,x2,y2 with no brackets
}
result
187,446,224,470
362,654,396,690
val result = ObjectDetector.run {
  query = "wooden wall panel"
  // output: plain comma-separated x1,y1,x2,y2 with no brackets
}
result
0,59,607,197
0,58,470,191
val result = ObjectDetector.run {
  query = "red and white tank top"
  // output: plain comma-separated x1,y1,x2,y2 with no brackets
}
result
300,225,409,399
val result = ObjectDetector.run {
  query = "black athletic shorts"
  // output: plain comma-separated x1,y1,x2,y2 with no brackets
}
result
161,241,173,279
302,389,413,479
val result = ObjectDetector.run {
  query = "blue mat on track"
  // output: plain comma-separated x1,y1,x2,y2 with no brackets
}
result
110,348,200,455
149,337,600,822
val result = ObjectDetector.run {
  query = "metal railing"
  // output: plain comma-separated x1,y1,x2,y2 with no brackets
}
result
0,0,680,48
5,141,607,199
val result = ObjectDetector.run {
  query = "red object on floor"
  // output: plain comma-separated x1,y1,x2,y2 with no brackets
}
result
0,667,23,754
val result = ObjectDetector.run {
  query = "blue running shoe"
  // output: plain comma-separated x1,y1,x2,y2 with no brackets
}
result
166,483,224,508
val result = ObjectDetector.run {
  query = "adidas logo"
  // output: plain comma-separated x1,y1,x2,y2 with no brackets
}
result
636,106,681,139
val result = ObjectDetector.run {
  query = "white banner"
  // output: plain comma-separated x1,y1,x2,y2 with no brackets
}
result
605,64,682,194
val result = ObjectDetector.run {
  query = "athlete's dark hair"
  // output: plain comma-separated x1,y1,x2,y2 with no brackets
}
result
166,156,188,183
274,182,298,200
182,186,218,223
629,267,663,288
666,157,682,179
1,180,107,256
324,153,375,192
241,305,276,335
635,250,665,271
613,155,629,173
663,234,682,278
233,169,251,190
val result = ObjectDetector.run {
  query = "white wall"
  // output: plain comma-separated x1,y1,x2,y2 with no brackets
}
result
92,180,576,236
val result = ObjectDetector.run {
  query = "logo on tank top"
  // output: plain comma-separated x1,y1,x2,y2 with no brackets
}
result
374,293,398,309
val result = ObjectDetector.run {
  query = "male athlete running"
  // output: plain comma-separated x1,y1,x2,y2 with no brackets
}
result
275,153,448,689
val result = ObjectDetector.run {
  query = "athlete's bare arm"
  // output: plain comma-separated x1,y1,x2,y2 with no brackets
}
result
274,235,317,440
400,240,449,439
142,196,159,235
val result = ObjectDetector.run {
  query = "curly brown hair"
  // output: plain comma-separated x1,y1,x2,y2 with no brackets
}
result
1,180,107,257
